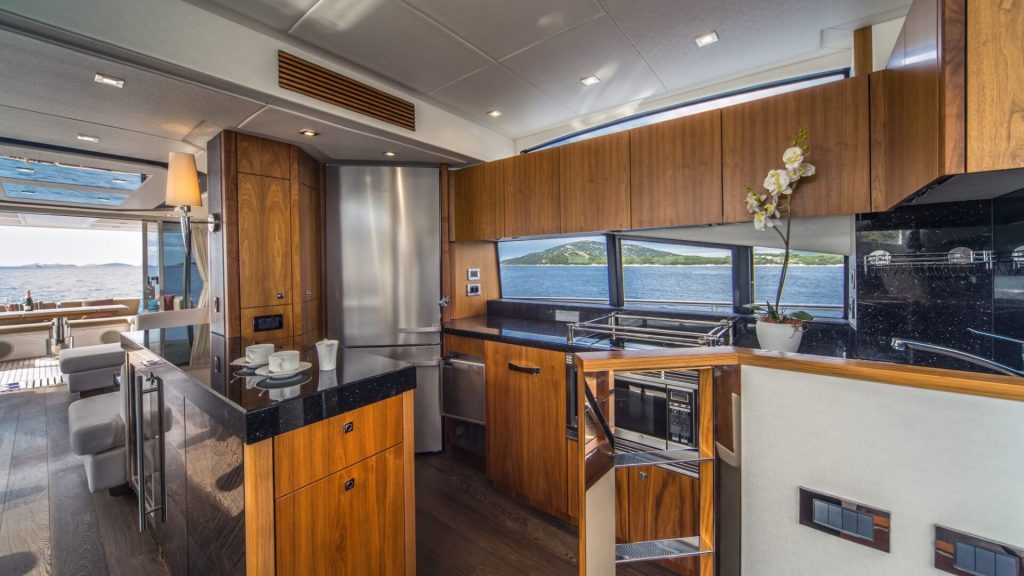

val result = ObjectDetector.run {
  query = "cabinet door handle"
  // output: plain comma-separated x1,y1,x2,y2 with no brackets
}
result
343,422,355,433
508,362,541,375
276,292,285,300
639,472,649,481
304,290,312,298
344,478,356,491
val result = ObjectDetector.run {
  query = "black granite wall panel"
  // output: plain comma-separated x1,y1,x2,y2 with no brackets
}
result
855,200,995,371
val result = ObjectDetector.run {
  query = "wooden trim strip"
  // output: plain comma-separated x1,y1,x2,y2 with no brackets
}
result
402,390,416,576
244,439,275,576
278,52,415,131
574,347,1024,402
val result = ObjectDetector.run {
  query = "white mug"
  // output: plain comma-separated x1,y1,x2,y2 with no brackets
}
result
245,343,275,365
268,350,301,373
315,339,339,371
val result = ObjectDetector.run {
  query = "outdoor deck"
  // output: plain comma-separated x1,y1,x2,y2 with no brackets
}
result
0,357,62,393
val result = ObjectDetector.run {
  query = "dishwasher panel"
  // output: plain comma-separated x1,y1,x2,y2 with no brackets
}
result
442,355,485,425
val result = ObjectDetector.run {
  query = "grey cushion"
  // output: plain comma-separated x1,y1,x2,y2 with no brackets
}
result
59,343,123,373
68,392,124,456
83,446,127,493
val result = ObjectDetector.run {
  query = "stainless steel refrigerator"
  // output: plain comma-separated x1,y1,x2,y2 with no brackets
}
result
325,165,442,453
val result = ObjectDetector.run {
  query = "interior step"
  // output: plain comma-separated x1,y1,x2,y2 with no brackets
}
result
615,537,713,563
613,448,711,468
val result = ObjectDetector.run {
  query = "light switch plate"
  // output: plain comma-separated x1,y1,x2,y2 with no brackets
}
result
799,487,890,553
554,310,580,323
935,525,1022,576
467,268,481,281
466,284,481,296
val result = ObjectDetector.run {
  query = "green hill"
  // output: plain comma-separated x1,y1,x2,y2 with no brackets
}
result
502,241,844,266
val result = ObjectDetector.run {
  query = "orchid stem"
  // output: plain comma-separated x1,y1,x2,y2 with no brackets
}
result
774,195,794,314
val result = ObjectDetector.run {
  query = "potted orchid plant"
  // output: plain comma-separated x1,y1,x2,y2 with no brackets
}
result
744,129,816,353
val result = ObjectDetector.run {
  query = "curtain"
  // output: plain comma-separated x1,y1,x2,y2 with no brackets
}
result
189,223,210,367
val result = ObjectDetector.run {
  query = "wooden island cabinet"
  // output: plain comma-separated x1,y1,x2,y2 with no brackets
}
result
246,392,416,576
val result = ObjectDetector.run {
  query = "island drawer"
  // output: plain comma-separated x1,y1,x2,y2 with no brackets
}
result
273,394,403,497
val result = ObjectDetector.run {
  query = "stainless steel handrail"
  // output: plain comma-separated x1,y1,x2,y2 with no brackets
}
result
569,312,734,349
890,337,1024,377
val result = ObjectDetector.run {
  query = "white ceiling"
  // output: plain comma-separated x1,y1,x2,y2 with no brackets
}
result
0,23,467,221
191,0,911,139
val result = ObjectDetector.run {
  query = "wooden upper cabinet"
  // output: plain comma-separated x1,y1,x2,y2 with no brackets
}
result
722,75,870,222
237,133,292,179
560,132,631,233
630,110,723,229
967,0,1024,173
291,148,323,339
451,161,504,241
238,173,292,308
503,148,560,237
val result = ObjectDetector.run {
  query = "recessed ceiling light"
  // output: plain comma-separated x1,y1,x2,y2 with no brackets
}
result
486,110,503,118
94,73,126,88
112,178,127,184
77,134,101,143
23,190,35,195
580,75,601,86
695,31,719,47
299,129,318,137
15,167,33,174
383,151,397,158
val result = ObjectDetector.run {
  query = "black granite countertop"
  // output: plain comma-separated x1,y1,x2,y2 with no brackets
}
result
445,313,854,359
121,326,416,443
444,315,574,352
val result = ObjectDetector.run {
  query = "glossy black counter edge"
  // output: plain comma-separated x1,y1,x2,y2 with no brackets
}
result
243,365,416,444
121,334,417,444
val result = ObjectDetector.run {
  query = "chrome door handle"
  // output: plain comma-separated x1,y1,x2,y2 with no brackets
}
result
344,478,356,491
343,422,354,433
276,292,285,300
508,362,541,375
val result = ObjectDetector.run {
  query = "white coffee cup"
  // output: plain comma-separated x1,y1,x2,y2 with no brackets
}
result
245,343,275,365
315,339,339,371
268,350,301,373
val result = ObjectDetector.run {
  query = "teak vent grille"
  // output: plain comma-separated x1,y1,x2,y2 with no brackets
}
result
278,51,415,131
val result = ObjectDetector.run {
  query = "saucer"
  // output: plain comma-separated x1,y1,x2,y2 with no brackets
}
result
255,362,312,379
255,373,311,389
231,357,268,368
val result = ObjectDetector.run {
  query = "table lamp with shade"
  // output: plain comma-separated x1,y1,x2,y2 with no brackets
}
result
164,151,215,309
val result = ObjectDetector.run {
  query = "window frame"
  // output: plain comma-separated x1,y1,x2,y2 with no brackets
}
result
495,234,612,303
749,247,849,319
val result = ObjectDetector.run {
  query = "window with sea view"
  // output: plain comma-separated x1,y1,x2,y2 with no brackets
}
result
496,236,848,318
753,247,846,318
498,236,609,301
621,239,734,311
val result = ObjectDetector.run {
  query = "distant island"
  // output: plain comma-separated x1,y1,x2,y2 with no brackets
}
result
0,262,139,269
501,241,843,266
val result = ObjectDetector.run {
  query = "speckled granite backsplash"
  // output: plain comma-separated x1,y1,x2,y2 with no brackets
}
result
856,192,1024,373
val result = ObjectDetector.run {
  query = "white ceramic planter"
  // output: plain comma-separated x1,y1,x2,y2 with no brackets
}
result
755,319,805,353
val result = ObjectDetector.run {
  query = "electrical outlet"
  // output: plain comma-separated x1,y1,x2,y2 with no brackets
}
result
466,284,481,296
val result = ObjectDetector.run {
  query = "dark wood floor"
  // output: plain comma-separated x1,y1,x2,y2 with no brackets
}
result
416,451,676,576
0,386,167,576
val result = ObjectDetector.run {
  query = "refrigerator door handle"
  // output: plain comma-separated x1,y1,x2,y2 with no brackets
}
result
397,326,442,333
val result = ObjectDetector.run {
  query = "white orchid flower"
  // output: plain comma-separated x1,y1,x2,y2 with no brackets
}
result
745,191,762,212
778,186,793,195
800,163,816,177
753,211,767,230
783,146,804,169
763,169,791,193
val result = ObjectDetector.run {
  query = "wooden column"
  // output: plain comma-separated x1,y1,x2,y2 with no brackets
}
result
853,26,873,76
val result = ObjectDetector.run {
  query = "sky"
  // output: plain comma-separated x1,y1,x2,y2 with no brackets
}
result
0,225,143,266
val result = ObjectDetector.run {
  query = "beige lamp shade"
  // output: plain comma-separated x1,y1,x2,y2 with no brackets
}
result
165,152,201,207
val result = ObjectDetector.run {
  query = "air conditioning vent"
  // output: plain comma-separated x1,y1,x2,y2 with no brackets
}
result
278,51,415,131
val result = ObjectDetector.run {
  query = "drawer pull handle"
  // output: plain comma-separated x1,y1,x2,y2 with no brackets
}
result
343,422,355,433
344,478,356,491
276,292,285,300
508,362,541,375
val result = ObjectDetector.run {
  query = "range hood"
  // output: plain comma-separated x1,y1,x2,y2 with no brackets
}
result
900,168,1024,206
